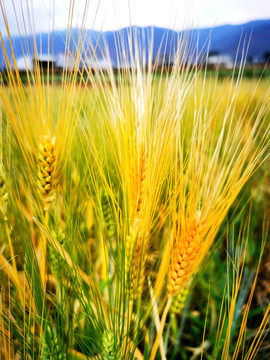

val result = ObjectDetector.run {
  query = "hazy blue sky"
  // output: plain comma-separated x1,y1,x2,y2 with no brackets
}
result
1,0,270,36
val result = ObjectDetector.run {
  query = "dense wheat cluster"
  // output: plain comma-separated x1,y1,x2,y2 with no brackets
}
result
0,1,270,359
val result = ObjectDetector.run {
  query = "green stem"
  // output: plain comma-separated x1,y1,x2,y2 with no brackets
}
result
41,208,49,288
5,221,23,305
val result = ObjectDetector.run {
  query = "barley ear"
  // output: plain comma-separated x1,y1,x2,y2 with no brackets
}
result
136,144,147,215
125,227,145,300
101,190,116,239
41,325,65,360
170,285,189,315
37,136,59,210
125,144,148,299
49,228,66,278
167,218,205,296
102,330,121,360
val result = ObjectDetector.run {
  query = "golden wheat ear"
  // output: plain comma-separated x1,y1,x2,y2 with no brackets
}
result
37,136,60,209
168,216,206,295
125,143,148,300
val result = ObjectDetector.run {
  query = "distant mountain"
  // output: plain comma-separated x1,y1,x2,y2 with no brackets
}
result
196,19,270,61
1,19,270,69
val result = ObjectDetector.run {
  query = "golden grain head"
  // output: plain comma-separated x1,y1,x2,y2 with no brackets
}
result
125,143,148,299
37,136,59,208
167,217,205,295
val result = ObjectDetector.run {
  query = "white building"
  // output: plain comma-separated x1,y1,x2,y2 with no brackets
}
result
206,53,233,69
55,52,77,70
90,57,111,71
11,55,33,71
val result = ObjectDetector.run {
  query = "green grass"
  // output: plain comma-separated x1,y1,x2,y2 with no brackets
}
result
1,66,270,86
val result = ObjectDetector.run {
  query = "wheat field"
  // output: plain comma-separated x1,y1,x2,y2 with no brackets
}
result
0,2,270,359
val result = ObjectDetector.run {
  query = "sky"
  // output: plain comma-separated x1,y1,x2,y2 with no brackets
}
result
0,0,270,37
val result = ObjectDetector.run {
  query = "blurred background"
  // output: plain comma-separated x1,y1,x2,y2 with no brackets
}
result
1,0,270,72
